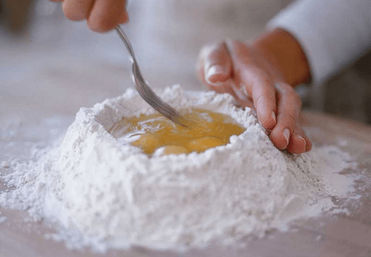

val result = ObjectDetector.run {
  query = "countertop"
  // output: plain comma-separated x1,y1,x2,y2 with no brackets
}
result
1,7,371,255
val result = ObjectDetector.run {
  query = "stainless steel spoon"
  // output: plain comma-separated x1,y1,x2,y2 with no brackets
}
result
115,25,185,126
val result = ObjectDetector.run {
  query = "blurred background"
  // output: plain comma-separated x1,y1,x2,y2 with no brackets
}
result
1,0,370,124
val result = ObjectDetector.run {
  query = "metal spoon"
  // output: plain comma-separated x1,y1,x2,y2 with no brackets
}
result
115,25,185,126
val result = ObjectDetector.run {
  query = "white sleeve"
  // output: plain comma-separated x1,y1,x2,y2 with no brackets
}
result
268,0,371,84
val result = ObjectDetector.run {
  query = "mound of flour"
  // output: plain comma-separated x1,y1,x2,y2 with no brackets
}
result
0,85,356,251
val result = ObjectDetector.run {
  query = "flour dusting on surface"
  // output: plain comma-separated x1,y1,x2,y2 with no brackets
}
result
0,85,357,251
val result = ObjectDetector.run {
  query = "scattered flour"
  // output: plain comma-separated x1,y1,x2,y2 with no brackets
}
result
0,85,356,251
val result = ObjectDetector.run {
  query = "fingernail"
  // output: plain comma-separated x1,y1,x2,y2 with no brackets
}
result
207,65,225,82
271,112,276,124
297,135,305,142
283,128,290,147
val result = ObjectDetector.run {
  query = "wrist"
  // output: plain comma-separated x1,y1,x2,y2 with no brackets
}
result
251,28,310,86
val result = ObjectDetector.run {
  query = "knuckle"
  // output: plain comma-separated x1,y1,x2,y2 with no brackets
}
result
88,16,115,32
63,7,85,21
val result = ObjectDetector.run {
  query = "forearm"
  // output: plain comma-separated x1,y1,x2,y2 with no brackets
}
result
252,28,310,87
268,0,371,84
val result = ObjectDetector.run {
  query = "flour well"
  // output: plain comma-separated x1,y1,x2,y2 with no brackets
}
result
0,85,356,251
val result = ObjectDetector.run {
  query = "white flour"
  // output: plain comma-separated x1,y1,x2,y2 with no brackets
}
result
0,85,356,251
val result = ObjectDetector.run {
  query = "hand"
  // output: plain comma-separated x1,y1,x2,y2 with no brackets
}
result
51,0,128,32
197,31,312,154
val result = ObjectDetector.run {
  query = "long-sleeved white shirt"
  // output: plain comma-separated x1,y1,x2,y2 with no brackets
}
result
268,0,371,84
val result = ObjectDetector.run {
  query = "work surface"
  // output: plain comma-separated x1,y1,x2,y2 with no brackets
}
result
1,56,371,257
1,21,371,257
1,102,371,257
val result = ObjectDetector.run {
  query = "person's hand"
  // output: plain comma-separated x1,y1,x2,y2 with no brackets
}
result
51,0,128,32
197,30,312,154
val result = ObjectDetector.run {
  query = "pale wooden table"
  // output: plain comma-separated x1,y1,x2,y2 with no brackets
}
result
1,111,371,257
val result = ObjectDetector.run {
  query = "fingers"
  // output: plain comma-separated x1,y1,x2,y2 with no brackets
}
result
63,0,94,21
269,82,310,153
249,75,277,130
197,42,234,94
270,82,299,150
203,42,232,83
197,58,233,94
88,0,127,32
287,124,312,153
59,0,128,31
197,39,310,154
226,40,277,130
197,42,232,84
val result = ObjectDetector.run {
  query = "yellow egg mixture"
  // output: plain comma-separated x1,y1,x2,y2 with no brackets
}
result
109,108,245,155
